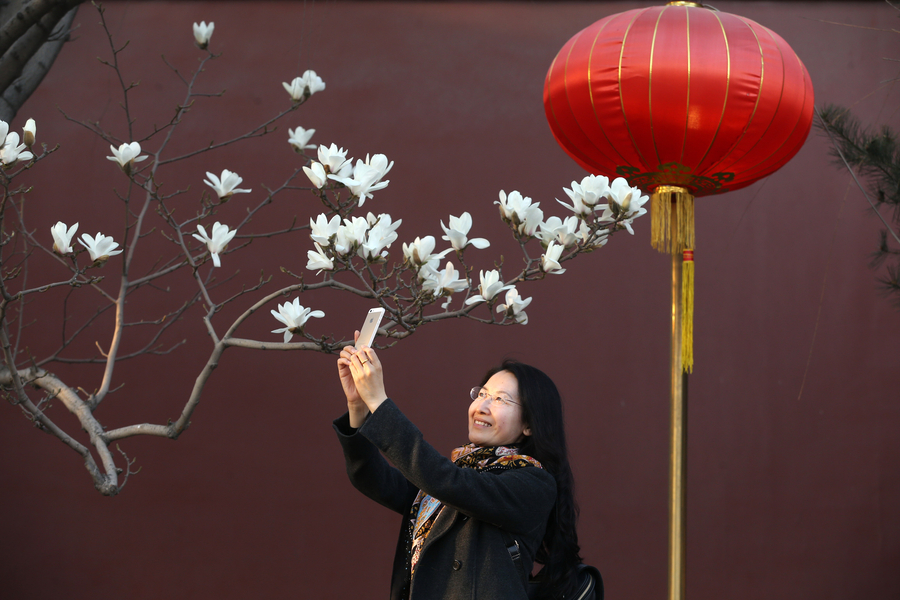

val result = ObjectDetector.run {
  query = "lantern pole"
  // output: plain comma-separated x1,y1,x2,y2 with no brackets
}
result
668,215,688,600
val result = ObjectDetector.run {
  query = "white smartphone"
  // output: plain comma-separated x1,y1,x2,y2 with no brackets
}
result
356,307,385,349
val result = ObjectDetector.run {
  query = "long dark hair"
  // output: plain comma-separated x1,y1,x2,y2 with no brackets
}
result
481,360,582,600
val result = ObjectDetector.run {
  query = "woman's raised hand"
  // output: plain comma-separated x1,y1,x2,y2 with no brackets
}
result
337,332,387,427
338,331,366,426
347,344,388,413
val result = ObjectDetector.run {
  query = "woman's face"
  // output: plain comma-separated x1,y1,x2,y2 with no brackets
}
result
468,370,531,447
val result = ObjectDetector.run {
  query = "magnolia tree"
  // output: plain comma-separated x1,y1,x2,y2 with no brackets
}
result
0,7,649,496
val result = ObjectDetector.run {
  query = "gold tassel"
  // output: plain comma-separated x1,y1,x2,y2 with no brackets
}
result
651,189,671,251
652,186,696,372
651,185,695,254
681,249,694,374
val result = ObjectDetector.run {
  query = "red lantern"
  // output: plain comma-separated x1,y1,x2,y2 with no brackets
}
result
543,2,814,372
543,3,814,199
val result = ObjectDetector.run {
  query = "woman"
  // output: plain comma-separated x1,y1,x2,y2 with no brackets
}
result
335,341,581,600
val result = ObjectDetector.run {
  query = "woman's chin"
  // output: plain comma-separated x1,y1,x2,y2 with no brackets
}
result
468,430,488,446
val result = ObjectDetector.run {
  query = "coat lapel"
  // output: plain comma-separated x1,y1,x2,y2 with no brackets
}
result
421,506,459,552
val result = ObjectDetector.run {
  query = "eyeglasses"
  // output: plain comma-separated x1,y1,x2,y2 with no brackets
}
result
470,386,521,408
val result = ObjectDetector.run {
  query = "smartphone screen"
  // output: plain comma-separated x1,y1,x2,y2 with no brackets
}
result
357,308,385,348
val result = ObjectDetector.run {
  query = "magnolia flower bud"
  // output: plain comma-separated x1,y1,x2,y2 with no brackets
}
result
23,119,35,148
193,21,214,49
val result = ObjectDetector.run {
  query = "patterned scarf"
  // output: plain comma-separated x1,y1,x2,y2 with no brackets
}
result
404,444,543,593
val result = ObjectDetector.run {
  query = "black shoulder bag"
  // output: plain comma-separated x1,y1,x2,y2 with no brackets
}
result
508,541,604,600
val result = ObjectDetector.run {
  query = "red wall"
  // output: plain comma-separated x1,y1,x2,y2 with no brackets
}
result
1,2,898,599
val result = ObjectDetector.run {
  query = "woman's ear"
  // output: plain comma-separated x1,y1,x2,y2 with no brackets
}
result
523,425,532,437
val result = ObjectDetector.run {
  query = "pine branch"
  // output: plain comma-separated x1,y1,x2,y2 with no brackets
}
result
817,103,900,207
815,103,900,308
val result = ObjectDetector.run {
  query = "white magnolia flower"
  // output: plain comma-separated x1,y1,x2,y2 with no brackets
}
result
495,189,524,220
192,222,236,267
402,235,450,269
557,194,591,217
328,153,393,206
306,242,334,274
558,175,610,216
537,215,580,248
283,70,326,102
606,177,637,211
50,221,78,255
365,153,393,178
604,177,649,234
421,261,469,309
440,212,490,251
464,269,513,305
79,232,123,264
283,78,305,102
316,144,351,175
23,118,35,148
302,161,328,189
541,241,566,275
193,21,214,49
288,126,316,152
310,214,341,246
496,286,532,324
496,190,543,236
106,142,147,174
359,213,401,261
343,216,371,246
334,216,370,256
0,120,7,147
0,131,33,165
270,298,324,343
204,169,251,200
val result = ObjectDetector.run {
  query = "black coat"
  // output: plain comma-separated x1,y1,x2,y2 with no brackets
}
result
334,399,557,600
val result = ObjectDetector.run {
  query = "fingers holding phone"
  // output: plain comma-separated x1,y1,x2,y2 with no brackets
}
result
338,330,366,412
339,311,388,420
349,307,386,403
350,345,386,406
